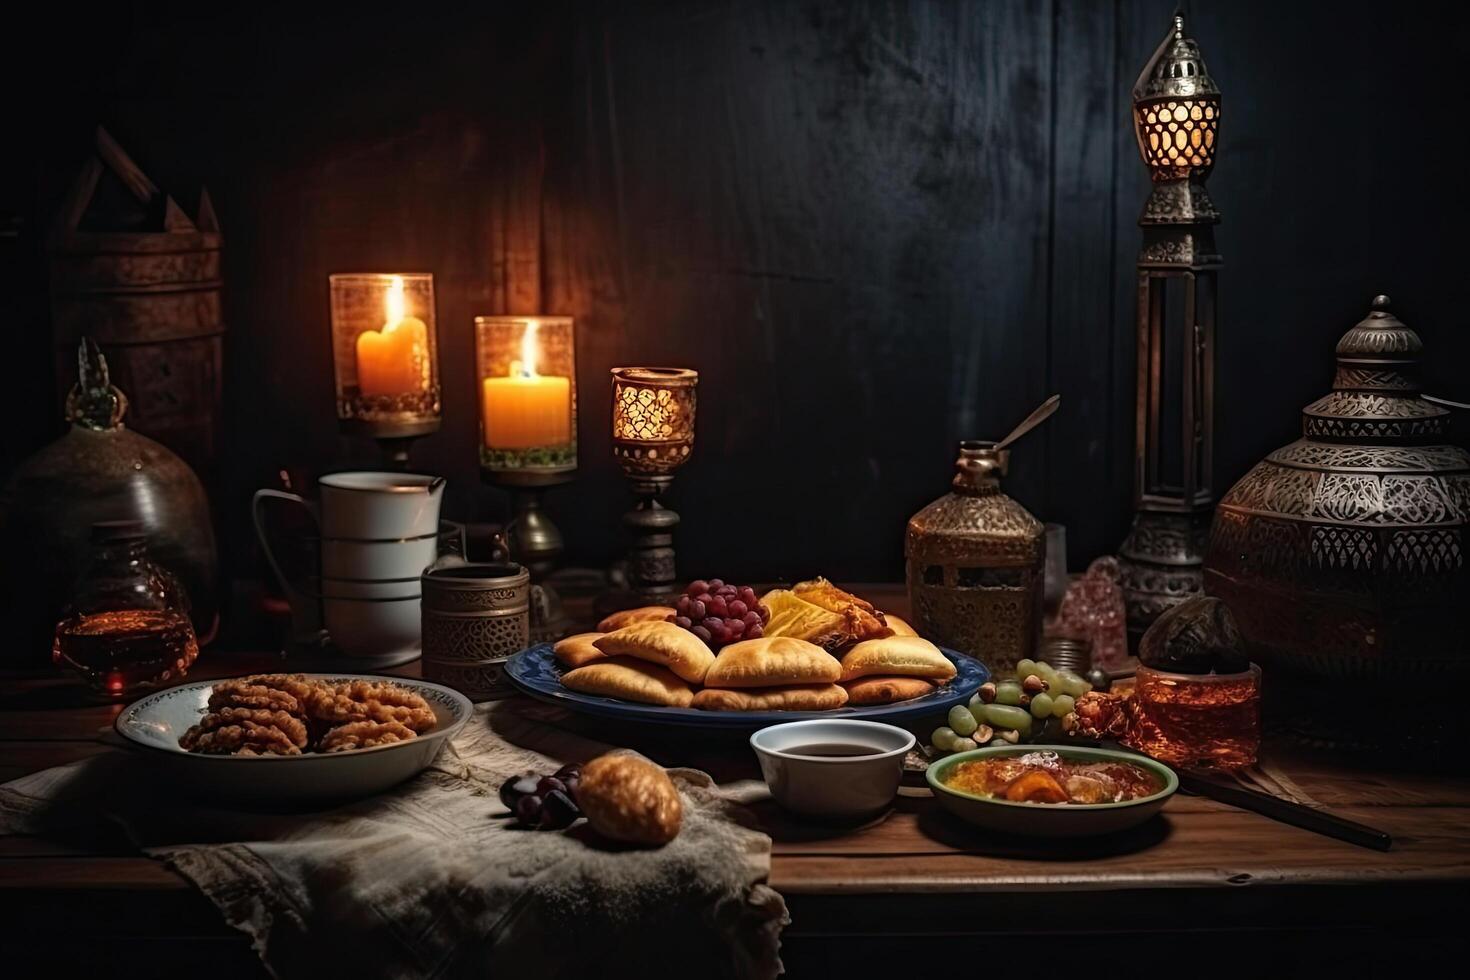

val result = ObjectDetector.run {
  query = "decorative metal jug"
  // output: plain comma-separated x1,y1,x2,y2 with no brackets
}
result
907,404,1055,672
1205,296,1468,687
1,340,218,662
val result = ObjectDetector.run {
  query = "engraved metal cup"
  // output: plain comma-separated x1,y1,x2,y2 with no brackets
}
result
421,562,530,701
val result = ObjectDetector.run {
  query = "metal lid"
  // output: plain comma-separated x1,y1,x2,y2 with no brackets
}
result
1302,295,1450,441
1134,15,1220,103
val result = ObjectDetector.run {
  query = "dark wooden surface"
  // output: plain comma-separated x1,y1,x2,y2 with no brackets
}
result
3,586,1468,973
4,1,1468,588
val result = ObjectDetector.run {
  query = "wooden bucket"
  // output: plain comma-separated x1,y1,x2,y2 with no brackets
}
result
48,127,224,479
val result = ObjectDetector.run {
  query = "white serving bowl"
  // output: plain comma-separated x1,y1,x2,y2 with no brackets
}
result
319,576,422,600
318,471,444,539
115,674,472,805
323,594,421,664
751,719,915,820
320,535,441,581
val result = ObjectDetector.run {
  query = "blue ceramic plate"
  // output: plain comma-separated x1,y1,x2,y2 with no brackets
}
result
504,643,988,730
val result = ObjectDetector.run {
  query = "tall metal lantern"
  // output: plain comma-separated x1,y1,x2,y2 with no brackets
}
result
1117,14,1222,642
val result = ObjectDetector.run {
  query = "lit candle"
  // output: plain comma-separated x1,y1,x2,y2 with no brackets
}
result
355,276,429,396
482,321,572,449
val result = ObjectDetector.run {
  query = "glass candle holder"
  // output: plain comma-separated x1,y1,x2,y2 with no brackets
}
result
610,367,698,479
1123,663,1261,769
329,273,440,428
475,316,577,475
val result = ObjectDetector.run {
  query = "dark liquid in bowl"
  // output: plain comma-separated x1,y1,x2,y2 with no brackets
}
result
785,742,885,757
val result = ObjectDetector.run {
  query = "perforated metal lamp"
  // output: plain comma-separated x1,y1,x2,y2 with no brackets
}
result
1117,14,1223,642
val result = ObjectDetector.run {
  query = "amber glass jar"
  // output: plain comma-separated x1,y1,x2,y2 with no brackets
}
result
52,521,199,699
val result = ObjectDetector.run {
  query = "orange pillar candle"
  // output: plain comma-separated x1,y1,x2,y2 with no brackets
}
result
355,276,429,396
481,321,572,449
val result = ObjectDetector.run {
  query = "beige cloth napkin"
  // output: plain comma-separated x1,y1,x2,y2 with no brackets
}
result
0,699,788,979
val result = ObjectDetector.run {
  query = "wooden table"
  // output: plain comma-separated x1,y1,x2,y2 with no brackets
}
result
3,586,1467,974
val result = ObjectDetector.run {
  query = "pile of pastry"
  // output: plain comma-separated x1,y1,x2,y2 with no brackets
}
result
553,579,956,711
179,674,439,755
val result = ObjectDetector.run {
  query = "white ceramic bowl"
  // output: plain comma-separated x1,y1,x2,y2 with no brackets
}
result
323,594,421,663
115,674,473,804
319,576,422,600
751,719,915,819
320,535,441,581
318,471,444,539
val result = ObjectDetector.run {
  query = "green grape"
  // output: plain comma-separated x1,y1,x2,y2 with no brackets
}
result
951,736,979,753
932,726,958,752
1015,658,1038,681
1051,693,1076,718
1036,662,1059,687
1055,669,1090,698
982,703,1033,734
949,704,978,736
967,704,986,726
994,681,1024,706
968,692,985,710
1029,692,1054,718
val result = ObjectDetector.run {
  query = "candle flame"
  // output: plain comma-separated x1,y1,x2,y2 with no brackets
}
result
384,275,406,330
517,320,540,378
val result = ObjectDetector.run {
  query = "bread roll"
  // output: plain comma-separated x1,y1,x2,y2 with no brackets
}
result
839,635,956,682
704,636,840,688
595,605,674,633
552,632,607,668
692,684,849,712
842,675,935,705
578,753,682,846
561,658,694,707
593,620,715,683
884,614,918,637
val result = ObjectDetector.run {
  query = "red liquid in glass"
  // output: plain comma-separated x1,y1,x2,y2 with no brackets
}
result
53,609,199,698
1124,665,1260,769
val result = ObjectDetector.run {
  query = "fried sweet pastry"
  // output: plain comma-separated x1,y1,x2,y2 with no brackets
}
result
692,684,849,712
180,719,303,756
792,578,891,643
190,706,309,749
883,614,919,637
842,675,936,705
577,753,682,846
561,658,695,708
703,636,841,688
760,589,851,651
593,621,715,683
319,719,418,752
207,678,308,717
553,632,607,669
309,680,438,733
839,635,956,682
595,605,675,634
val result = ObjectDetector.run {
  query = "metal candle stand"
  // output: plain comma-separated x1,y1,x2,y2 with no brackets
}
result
1117,14,1223,644
328,273,441,470
599,367,699,616
474,315,579,643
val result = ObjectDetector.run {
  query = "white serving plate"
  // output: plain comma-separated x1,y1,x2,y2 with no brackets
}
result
115,673,473,805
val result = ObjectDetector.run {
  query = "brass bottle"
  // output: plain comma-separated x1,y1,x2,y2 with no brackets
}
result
906,441,1045,672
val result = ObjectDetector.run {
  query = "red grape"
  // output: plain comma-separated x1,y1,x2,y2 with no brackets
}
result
708,579,725,590
746,622,764,639
726,618,746,639
728,599,748,618
675,615,692,628
688,579,709,595
692,625,712,643
742,610,762,628
689,598,706,621
739,586,757,605
676,596,691,616
702,616,723,632
707,595,728,618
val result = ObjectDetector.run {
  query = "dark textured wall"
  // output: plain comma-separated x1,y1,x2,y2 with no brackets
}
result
4,0,1468,589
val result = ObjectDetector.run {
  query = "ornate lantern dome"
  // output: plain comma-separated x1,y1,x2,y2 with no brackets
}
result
1133,14,1221,182
1205,296,1469,693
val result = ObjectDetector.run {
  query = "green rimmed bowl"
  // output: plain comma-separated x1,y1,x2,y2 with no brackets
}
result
925,744,1178,837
